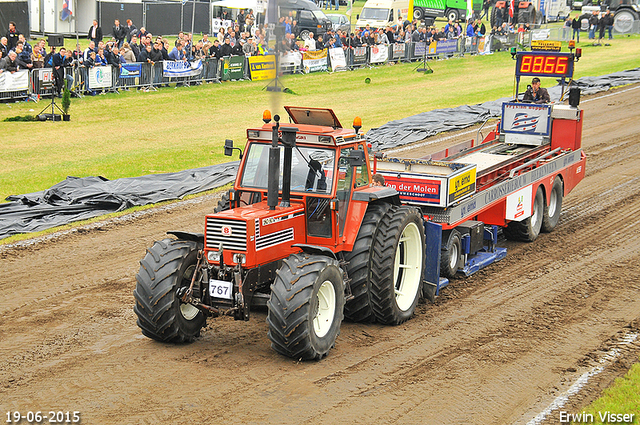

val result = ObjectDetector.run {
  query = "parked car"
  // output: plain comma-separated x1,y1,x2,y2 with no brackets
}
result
327,13,352,33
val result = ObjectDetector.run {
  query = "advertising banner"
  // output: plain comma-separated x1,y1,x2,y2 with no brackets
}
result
531,40,562,52
428,41,437,55
38,69,54,89
351,46,367,66
120,63,142,79
478,36,491,55
212,19,233,34
222,56,245,80
0,70,29,92
163,60,203,77
88,66,112,89
381,173,445,206
302,49,328,73
501,103,551,135
248,55,276,81
391,43,405,60
435,39,458,54
414,41,427,58
328,47,346,71
280,51,302,69
448,167,477,205
505,185,533,221
369,44,388,64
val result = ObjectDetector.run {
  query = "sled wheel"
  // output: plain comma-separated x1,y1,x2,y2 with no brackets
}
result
542,177,563,233
503,185,544,242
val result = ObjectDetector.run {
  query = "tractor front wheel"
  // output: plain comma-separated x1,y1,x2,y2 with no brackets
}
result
267,253,345,360
134,239,206,343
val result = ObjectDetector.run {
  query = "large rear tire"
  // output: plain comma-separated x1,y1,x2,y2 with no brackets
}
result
542,178,563,233
370,206,426,325
343,203,393,323
614,9,639,33
503,185,544,242
214,191,230,213
267,253,345,360
413,7,425,21
491,6,501,29
134,239,206,343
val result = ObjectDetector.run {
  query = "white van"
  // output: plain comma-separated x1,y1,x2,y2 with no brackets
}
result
355,0,410,29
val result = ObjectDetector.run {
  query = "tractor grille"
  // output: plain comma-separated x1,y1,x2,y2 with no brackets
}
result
206,217,247,251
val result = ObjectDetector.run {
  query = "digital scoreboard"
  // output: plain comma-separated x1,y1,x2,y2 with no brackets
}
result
515,52,574,79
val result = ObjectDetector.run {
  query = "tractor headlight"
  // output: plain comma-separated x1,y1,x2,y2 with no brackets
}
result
207,250,221,262
248,130,260,138
233,253,246,264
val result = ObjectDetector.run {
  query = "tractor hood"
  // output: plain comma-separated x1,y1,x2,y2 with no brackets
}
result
204,201,307,267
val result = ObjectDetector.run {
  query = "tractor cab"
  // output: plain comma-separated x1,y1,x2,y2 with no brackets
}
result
204,107,384,272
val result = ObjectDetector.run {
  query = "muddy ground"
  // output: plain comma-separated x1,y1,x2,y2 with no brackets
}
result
1,86,640,425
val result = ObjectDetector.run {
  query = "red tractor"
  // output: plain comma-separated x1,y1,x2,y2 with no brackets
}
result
134,107,425,360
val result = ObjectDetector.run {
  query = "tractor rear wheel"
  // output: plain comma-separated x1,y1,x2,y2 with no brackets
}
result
343,202,393,323
214,191,230,213
614,9,639,33
491,6,501,29
370,206,426,325
267,253,345,360
503,185,544,242
542,178,563,233
134,238,206,343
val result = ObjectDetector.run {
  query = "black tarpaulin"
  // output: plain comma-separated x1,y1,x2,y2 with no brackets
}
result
0,162,239,240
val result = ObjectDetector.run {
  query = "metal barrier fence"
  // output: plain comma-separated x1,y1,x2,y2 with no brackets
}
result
1,36,530,101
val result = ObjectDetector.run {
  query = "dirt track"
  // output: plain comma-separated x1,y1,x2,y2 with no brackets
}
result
2,86,640,425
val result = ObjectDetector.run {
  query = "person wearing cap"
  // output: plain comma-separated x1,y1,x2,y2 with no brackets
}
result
523,77,550,104
220,37,233,57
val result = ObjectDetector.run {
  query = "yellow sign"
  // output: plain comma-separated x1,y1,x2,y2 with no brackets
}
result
248,55,276,81
448,167,477,204
428,41,437,55
531,40,562,52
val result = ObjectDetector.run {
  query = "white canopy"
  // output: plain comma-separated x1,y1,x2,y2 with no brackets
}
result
212,0,258,9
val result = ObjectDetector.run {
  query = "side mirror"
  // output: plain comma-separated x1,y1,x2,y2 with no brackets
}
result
347,149,365,167
224,139,243,159
356,14,360,19
224,139,234,156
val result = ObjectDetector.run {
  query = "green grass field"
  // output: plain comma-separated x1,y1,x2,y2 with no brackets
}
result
2,34,639,206
574,357,640,424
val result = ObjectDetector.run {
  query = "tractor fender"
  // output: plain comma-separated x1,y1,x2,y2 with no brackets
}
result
352,187,401,205
292,244,338,260
495,1,507,8
518,2,531,8
167,231,205,245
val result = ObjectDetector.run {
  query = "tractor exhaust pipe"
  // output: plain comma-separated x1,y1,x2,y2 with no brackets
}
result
279,126,298,208
267,116,281,210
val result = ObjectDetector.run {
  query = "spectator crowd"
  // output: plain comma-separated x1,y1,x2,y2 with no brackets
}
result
1,6,613,97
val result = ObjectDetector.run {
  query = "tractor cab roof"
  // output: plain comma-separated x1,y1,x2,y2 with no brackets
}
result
248,106,365,147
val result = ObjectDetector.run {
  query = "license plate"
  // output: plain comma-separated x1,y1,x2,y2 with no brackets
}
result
209,279,233,300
